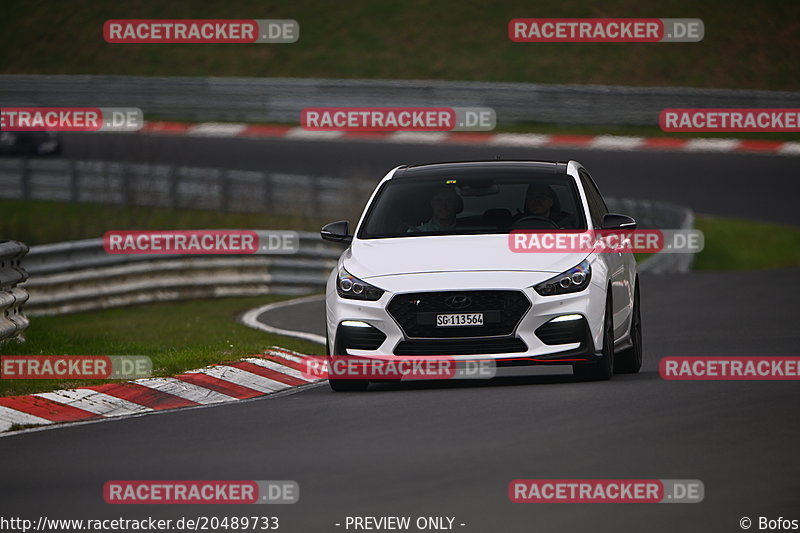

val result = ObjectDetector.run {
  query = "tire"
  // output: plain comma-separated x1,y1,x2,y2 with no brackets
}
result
327,331,370,392
614,281,642,374
574,292,614,381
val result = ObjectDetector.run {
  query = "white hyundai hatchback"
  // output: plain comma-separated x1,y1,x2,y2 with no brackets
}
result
321,160,642,391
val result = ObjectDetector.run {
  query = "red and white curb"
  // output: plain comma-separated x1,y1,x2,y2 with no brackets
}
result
0,347,320,435
140,121,800,156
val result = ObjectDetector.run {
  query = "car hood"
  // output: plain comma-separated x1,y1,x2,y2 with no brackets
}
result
344,234,589,279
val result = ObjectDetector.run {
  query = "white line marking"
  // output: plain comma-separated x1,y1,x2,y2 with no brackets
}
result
684,138,741,152
285,128,345,140
388,132,448,143
777,142,800,155
264,347,315,363
239,294,327,345
134,122,800,156
187,123,247,137
34,389,151,417
0,406,53,432
135,377,237,405
488,133,551,147
589,135,645,150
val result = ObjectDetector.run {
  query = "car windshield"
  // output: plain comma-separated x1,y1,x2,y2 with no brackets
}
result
358,172,587,239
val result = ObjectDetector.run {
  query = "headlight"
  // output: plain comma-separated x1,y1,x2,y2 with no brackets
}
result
533,259,591,296
336,266,384,301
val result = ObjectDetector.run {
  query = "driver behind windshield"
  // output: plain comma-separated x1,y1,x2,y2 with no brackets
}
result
414,185,463,232
513,183,573,228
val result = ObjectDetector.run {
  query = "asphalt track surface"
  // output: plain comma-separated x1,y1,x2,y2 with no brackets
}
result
1,136,799,532
59,132,800,226
1,270,799,532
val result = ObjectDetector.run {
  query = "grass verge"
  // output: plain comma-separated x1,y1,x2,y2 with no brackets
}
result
0,295,324,397
1,0,798,91
4,199,799,269
1,198,328,246
693,216,800,270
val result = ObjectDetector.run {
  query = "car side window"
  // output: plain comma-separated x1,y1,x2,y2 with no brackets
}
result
579,170,608,228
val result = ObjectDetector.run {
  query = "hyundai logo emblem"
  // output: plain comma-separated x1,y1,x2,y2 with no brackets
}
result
444,295,471,309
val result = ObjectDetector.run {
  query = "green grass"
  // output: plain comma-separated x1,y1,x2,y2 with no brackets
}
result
1,0,798,91
693,216,800,270
5,198,799,269
1,207,797,398
1,198,328,246
0,295,324,396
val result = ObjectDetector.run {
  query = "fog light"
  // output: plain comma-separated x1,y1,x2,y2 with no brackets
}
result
341,320,372,328
550,314,583,322
337,321,386,351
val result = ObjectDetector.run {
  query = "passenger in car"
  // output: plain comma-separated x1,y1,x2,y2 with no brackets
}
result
512,183,574,228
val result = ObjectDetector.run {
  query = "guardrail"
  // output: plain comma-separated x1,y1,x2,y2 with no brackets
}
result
2,75,799,126
0,240,30,340
20,197,695,316
0,158,374,220
605,198,695,274
21,233,339,316
0,160,700,239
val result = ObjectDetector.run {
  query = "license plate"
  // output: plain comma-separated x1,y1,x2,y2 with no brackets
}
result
436,313,484,327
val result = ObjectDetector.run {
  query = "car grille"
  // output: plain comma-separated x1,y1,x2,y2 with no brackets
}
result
394,337,528,355
387,290,531,339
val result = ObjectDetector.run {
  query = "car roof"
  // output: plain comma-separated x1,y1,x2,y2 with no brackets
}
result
391,160,569,179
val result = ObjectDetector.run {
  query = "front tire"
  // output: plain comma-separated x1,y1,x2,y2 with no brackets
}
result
574,292,614,381
614,281,642,374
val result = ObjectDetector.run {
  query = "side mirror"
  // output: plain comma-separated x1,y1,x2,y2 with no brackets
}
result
321,220,353,243
601,213,637,230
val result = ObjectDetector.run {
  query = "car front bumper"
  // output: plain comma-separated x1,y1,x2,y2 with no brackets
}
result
325,270,607,365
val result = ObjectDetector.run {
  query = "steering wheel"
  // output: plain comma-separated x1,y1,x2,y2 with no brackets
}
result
401,221,424,233
513,216,559,229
